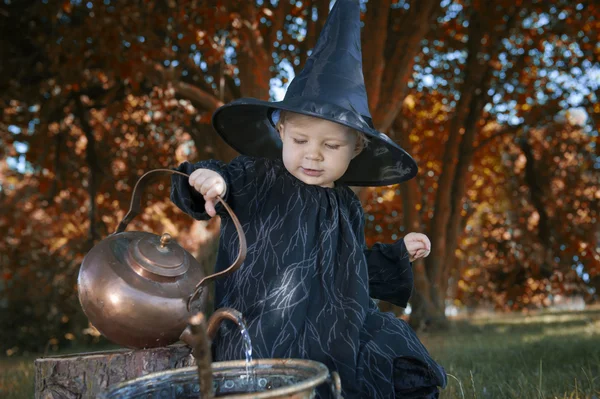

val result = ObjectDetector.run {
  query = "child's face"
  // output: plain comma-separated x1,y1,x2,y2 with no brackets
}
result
279,114,358,188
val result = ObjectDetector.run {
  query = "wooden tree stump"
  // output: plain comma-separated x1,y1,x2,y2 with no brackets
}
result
34,344,195,399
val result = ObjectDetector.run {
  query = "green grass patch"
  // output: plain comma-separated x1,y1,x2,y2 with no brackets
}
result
1,309,599,398
0,356,35,399
424,308,600,398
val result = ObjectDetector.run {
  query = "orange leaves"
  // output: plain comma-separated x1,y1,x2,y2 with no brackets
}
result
49,237,69,254
0,0,597,346
61,1,72,14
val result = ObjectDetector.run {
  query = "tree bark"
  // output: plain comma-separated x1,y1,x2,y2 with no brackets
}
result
34,345,194,399
519,135,554,278
392,117,447,329
362,0,392,112
173,80,224,111
76,100,102,247
237,4,272,100
442,7,519,291
442,74,489,286
353,1,441,197
372,0,440,133
397,132,440,329
425,10,486,316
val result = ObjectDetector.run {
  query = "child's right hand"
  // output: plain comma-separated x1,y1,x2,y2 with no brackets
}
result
188,169,227,217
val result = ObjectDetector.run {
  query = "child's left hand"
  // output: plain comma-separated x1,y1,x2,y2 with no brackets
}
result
403,233,431,262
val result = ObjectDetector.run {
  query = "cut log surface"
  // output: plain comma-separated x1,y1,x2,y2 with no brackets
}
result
34,344,195,399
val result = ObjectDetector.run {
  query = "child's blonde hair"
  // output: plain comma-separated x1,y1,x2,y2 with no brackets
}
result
275,110,370,154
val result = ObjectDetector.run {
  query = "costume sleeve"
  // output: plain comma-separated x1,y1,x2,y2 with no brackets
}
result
170,155,258,220
365,239,414,308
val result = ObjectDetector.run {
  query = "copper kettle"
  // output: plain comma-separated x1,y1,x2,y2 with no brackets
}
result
77,169,246,349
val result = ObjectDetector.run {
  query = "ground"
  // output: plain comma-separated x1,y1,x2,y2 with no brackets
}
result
422,306,600,398
1,307,599,398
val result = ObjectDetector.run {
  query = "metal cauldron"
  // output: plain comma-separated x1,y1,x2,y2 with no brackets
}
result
78,169,247,349
98,359,341,399
99,312,343,399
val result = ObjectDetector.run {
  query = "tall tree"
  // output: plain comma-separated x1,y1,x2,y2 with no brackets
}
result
0,0,444,350
363,0,599,327
1,1,598,353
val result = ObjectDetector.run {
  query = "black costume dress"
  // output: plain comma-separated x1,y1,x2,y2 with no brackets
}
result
171,155,447,398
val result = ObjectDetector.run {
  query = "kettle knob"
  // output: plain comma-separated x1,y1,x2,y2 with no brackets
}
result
160,233,172,248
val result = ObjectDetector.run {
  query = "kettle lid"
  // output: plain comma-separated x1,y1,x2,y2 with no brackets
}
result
128,233,189,278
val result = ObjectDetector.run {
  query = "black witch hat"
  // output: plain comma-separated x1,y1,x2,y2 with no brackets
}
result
212,0,417,186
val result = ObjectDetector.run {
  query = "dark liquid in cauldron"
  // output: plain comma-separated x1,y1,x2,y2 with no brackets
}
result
102,374,302,398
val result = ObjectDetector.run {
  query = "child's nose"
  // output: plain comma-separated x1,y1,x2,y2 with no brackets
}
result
305,147,323,161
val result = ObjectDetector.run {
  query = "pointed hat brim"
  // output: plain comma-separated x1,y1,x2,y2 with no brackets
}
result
212,97,418,186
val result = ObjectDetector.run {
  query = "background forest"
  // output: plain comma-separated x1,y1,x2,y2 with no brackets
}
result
0,0,598,357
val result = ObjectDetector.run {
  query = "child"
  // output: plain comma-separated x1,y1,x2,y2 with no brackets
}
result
171,1,446,397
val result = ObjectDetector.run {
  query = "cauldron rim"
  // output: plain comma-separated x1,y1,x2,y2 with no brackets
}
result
99,358,331,398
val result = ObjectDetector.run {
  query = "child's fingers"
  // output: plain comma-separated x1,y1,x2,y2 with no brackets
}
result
409,249,430,262
204,180,225,198
413,235,431,251
190,174,209,192
423,236,431,251
198,177,221,196
189,169,208,186
404,242,417,258
406,235,431,252
205,198,216,217
187,170,225,217
416,249,430,259
404,240,425,254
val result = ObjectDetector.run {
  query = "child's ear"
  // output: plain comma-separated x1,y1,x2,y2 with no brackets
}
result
352,141,362,159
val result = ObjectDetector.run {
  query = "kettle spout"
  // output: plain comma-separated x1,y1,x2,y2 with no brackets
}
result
180,308,245,350
179,308,246,398
181,313,214,399
206,307,245,341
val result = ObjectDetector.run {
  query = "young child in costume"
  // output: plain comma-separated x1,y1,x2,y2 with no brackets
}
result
171,1,446,397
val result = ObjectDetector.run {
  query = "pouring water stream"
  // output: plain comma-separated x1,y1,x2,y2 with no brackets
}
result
183,307,257,395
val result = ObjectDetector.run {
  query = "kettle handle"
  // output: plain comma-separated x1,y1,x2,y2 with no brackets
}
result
113,168,247,311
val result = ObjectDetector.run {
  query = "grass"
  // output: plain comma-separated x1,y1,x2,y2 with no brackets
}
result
0,356,35,399
423,307,600,398
1,308,599,398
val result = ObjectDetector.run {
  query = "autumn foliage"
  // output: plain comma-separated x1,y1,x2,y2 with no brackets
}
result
1,0,598,353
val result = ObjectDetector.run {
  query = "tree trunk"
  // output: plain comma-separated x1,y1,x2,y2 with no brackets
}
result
396,135,441,329
371,0,440,133
362,0,392,112
442,70,490,289
34,345,194,399
425,11,485,318
355,1,441,195
77,101,102,248
417,5,521,327
519,136,554,278
237,4,273,100
443,7,519,276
